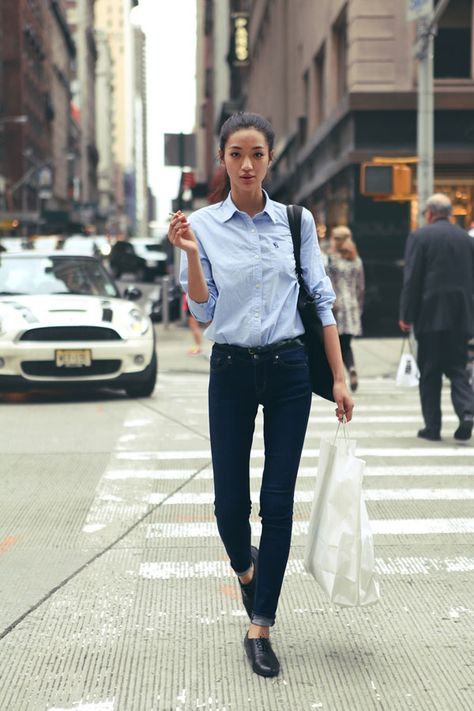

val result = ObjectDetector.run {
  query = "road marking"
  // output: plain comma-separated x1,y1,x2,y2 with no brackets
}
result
138,555,474,580
0,536,16,555
116,446,474,461
144,488,474,506
145,518,474,539
104,464,473,481
47,702,115,711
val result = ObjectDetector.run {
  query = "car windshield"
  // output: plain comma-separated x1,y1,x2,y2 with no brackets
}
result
0,256,120,298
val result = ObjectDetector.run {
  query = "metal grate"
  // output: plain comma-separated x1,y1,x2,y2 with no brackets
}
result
19,326,122,342
21,360,121,377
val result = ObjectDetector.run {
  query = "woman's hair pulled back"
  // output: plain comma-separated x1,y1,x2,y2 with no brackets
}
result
208,112,275,203
218,112,275,153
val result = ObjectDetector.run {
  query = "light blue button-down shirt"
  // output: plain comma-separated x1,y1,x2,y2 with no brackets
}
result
180,191,336,347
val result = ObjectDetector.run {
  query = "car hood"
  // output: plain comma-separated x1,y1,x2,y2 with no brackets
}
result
0,294,148,331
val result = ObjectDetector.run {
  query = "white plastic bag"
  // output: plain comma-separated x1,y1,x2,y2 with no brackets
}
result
396,339,420,387
304,427,380,607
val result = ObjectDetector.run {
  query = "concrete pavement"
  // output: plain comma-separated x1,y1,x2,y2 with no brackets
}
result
0,328,473,710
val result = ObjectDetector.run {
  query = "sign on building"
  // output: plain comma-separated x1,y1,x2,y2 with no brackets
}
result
164,133,196,168
231,13,249,66
406,0,433,21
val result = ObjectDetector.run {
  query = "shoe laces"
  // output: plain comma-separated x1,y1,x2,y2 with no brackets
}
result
255,637,271,652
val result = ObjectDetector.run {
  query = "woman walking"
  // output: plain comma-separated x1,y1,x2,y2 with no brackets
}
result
168,112,353,678
328,226,365,392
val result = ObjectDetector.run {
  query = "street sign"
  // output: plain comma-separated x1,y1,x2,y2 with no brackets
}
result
164,133,196,168
407,0,433,21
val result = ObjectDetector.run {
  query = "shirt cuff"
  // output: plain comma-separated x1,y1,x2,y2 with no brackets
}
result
318,308,337,327
187,294,215,323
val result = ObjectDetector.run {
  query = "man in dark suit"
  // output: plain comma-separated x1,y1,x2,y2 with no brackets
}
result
399,193,474,441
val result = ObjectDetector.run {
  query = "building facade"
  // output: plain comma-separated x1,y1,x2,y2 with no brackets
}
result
236,0,474,333
95,28,116,232
46,0,77,228
0,0,53,223
65,0,99,228
95,0,144,235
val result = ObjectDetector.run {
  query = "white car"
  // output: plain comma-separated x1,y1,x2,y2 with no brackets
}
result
0,252,157,397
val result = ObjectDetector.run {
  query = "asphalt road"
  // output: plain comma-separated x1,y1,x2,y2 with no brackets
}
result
0,332,473,710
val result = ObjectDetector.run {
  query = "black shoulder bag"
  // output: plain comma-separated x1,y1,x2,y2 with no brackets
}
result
287,204,335,402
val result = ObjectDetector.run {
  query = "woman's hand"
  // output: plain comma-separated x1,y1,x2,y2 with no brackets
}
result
168,211,199,255
333,380,354,423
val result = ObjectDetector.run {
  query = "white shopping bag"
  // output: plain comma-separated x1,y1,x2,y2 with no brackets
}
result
396,338,420,387
304,427,380,607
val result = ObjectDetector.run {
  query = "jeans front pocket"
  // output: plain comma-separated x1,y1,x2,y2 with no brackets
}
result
273,347,308,370
210,352,233,373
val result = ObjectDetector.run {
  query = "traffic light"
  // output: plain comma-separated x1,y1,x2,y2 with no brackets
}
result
360,163,412,198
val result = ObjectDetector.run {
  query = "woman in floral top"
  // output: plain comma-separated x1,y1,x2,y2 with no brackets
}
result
327,226,365,392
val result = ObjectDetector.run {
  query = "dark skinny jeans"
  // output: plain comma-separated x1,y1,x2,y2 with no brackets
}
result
208,341,312,626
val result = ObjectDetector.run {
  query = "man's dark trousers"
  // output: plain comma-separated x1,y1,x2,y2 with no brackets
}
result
417,330,474,433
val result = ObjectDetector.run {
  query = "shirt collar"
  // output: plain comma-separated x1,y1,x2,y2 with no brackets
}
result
217,189,277,224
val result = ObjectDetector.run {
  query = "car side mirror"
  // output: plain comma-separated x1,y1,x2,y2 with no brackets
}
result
123,285,142,301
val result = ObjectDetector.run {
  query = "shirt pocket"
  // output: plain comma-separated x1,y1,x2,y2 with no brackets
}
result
260,232,295,274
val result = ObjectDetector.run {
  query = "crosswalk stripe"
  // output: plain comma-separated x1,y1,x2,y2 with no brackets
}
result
138,555,474,579
145,518,474,539
116,446,474,461
104,464,473,481
144,488,474,506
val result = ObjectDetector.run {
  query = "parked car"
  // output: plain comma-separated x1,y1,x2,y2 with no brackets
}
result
0,252,157,397
109,238,168,282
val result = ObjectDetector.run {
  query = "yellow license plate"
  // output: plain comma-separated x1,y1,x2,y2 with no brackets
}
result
55,349,92,368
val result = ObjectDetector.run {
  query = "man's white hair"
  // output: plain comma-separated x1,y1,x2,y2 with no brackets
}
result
425,193,452,217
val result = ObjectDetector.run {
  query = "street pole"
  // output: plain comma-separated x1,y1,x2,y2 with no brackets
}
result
414,0,451,226
416,15,434,226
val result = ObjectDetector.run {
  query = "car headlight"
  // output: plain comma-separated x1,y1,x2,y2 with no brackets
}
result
128,308,149,335
100,244,111,256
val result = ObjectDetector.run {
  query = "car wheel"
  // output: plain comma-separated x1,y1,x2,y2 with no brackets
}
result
125,351,157,398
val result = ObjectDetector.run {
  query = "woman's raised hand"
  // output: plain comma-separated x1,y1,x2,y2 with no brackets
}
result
168,211,199,255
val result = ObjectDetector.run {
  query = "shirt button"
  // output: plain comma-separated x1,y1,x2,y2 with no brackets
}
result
256,283,260,288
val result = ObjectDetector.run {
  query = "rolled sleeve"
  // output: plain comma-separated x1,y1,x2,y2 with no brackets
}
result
300,208,336,327
179,248,217,323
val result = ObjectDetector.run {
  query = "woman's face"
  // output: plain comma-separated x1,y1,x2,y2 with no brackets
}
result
220,128,272,193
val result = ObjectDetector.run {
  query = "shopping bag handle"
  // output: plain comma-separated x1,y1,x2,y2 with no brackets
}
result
333,416,349,445
399,335,415,357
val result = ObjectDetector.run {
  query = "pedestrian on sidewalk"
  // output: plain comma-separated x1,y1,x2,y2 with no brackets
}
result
327,226,365,392
182,292,203,355
168,111,353,678
399,192,474,441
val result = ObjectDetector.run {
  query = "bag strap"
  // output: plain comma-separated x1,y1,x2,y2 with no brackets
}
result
287,204,305,288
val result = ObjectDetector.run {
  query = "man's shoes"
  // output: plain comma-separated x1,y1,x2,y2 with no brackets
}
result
417,428,441,441
454,416,474,441
244,633,280,677
238,546,259,619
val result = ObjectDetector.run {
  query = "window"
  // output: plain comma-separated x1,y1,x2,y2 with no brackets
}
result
302,69,309,120
333,5,348,101
313,44,326,126
434,0,472,78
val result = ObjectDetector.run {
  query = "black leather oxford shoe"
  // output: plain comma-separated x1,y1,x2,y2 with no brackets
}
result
417,427,441,441
238,545,259,619
454,416,473,441
244,633,280,677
